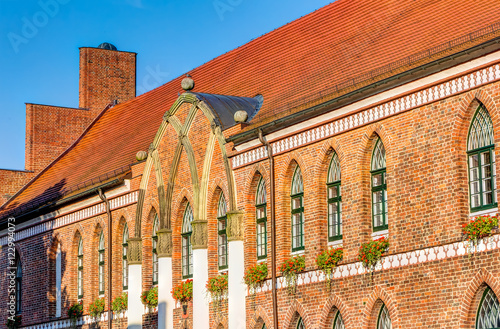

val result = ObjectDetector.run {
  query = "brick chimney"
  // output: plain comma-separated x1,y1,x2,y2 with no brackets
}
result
79,43,137,115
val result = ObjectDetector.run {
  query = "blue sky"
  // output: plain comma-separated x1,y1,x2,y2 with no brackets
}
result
0,0,332,170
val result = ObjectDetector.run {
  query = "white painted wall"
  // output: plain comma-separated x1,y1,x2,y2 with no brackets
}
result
128,264,143,329
193,248,209,329
158,257,174,329
228,240,246,329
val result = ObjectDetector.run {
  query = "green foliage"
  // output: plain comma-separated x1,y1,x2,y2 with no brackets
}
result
68,302,83,319
358,237,389,272
243,262,268,293
462,215,498,244
111,292,128,314
171,279,193,303
279,255,305,294
315,247,343,290
88,298,105,321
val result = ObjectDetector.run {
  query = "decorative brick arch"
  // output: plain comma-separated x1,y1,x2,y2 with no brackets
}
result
317,293,351,329
459,268,500,328
248,305,272,329
361,285,400,329
242,162,270,202
282,299,313,329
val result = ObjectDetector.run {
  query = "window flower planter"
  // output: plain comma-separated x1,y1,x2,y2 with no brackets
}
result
462,215,498,253
358,237,389,274
279,255,305,295
316,247,343,291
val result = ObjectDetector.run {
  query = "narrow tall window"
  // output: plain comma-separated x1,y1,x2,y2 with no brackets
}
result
291,166,304,251
15,253,22,314
122,223,129,290
256,178,267,259
333,310,345,329
327,152,342,241
371,138,388,231
56,243,62,317
77,237,83,299
468,105,497,212
217,193,228,270
152,216,159,285
477,287,500,329
98,231,105,296
377,304,392,329
182,204,194,278
297,317,306,329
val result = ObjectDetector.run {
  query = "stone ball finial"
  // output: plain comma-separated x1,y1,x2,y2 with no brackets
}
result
136,151,148,161
234,110,248,123
181,75,195,91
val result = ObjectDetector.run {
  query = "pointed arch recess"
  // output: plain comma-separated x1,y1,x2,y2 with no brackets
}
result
361,285,400,329
248,305,272,329
318,293,350,328
282,299,313,329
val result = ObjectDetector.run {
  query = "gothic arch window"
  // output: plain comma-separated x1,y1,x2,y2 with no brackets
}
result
291,166,304,251
182,203,194,278
377,304,392,329
15,251,22,314
77,237,83,299
468,104,497,212
476,287,500,329
55,243,62,317
152,215,159,285
296,317,306,329
98,231,105,296
122,223,129,290
371,138,388,231
262,324,267,329
327,152,342,241
218,193,228,270
333,310,345,329
256,177,267,259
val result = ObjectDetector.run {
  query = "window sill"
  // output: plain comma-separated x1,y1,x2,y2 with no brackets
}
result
291,249,305,256
328,239,343,248
469,208,498,218
372,229,388,240
257,258,267,264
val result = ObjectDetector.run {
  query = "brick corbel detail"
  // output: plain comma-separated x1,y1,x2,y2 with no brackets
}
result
157,228,173,257
191,220,208,249
227,210,245,241
128,237,142,265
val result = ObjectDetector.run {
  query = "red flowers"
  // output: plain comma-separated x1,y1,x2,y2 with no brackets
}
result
462,215,498,244
206,273,228,295
111,292,128,315
141,287,158,309
171,279,193,303
279,255,305,294
358,237,389,271
67,301,83,320
88,298,105,320
244,263,268,292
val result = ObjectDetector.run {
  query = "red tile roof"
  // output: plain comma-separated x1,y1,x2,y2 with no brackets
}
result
2,0,500,217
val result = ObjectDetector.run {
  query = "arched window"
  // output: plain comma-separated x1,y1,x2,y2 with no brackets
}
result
291,166,304,251
297,317,306,329
122,223,129,290
377,304,392,329
77,237,83,299
182,204,194,278
256,177,267,259
15,252,22,314
55,243,62,317
333,310,345,329
98,231,105,296
327,152,342,241
468,104,497,212
152,215,159,285
218,193,228,270
477,287,500,329
371,138,388,231
262,324,267,329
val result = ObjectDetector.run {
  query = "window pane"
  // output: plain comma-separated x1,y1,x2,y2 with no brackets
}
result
257,222,267,257
377,304,392,329
292,198,301,210
372,173,383,187
477,287,500,329
328,186,338,199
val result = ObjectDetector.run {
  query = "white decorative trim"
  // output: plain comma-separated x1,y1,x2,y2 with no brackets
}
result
249,234,500,295
0,191,138,246
469,208,498,218
21,311,128,329
231,62,500,169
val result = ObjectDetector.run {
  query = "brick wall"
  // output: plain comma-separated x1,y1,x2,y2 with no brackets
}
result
0,169,34,206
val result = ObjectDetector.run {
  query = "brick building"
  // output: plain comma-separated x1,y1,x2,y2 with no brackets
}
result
1,1,500,328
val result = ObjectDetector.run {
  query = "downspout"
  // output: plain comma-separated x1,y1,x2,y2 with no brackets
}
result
258,129,278,329
98,189,113,329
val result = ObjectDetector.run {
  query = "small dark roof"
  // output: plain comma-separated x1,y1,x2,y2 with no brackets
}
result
98,42,117,51
189,92,263,130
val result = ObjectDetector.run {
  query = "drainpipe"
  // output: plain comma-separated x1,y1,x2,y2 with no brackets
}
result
98,189,113,329
258,129,278,329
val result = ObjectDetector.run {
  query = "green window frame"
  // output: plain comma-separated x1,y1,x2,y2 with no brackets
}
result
377,304,392,329
15,253,22,314
98,231,105,296
122,223,129,291
256,177,267,260
296,317,306,329
217,193,228,270
468,105,497,212
333,310,345,329
371,138,388,232
291,166,305,252
476,286,500,329
327,152,342,241
182,204,194,279
152,215,159,285
77,237,83,300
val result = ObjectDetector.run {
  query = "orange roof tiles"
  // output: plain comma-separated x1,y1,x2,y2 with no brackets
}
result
2,0,500,217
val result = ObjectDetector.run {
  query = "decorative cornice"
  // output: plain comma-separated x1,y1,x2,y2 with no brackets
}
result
157,228,173,257
227,210,245,241
0,191,138,246
128,237,142,264
231,62,500,169
191,220,208,249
